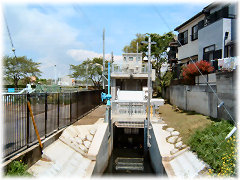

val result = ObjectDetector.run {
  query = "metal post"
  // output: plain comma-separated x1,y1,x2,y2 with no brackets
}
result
26,93,30,147
86,64,88,90
57,93,60,130
70,92,72,125
45,93,48,137
137,42,139,53
103,28,105,90
147,36,151,149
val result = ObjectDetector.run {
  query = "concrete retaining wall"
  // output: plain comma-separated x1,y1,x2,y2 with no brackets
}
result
149,126,165,175
92,124,112,175
162,71,235,121
169,85,187,110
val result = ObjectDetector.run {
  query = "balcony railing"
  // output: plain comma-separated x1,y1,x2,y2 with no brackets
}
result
111,63,149,74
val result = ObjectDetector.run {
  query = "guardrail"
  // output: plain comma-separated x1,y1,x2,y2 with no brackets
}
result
3,90,102,160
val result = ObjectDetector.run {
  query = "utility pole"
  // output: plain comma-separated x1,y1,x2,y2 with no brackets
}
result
137,42,139,53
54,65,57,85
103,28,105,90
141,36,156,152
86,64,88,90
111,51,114,63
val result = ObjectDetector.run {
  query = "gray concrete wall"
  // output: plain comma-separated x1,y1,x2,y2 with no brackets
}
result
216,71,236,121
92,125,112,175
149,126,164,175
163,72,235,121
169,85,187,110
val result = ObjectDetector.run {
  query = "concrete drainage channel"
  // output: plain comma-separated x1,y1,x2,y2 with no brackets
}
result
22,118,208,178
27,118,112,177
149,120,209,178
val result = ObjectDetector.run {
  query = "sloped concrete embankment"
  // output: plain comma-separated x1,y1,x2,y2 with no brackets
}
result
27,118,112,177
149,121,208,178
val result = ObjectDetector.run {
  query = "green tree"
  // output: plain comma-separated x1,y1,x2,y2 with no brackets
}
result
70,57,107,89
123,33,146,54
143,32,175,79
3,56,41,88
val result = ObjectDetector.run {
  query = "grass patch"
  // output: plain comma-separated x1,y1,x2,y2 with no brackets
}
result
158,103,212,145
6,160,31,176
188,120,237,176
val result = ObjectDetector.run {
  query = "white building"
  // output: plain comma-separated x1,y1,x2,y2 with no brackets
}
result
58,75,75,86
174,2,237,68
111,53,155,100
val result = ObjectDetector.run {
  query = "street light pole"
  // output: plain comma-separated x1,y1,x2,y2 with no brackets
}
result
141,36,156,152
147,36,152,149
103,28,105,90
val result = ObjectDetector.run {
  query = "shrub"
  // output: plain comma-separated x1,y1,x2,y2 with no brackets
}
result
182,60,214,84
188,120,237,176
6,160,31,176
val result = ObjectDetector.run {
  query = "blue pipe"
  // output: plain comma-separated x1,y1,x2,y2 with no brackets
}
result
107,61,111,106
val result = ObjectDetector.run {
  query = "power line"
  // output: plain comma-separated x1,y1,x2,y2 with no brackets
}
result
152,5,236,125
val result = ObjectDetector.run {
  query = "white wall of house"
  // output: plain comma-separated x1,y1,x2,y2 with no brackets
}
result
198,18,232,60
177,14,205,61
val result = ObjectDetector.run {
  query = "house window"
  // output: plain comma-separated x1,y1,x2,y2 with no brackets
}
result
137,56,141,61
178,30,188,45
123,57,126,61
129,57,133,61
191,25,198,41
203,45,215,61
183,30,188,44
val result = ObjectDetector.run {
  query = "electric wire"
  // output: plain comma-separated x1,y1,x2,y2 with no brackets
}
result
152,5,237,152
152,5,236,126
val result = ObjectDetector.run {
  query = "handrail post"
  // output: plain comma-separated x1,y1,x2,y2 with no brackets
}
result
45,93,47,137
26,93,30,147
57,93,60,130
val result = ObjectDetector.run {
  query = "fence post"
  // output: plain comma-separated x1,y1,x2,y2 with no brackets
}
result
57,93,60,130
45,93,48,137
76,92,78,121
26,93,30,147
70,92,72,125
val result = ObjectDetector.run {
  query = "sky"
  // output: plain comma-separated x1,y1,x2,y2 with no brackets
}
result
2,0,213,79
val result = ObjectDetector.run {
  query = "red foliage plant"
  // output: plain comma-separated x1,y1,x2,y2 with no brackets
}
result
182,60,214,84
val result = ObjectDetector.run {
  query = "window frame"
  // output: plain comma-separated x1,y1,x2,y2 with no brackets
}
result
191,24,198,41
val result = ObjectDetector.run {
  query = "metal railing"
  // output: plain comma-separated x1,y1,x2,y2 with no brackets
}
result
112,101,147,116
111,63,149,74
112,101,159,117
2,90,102,160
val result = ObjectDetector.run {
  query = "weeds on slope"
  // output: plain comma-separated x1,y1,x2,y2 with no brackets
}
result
188,120,237,177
